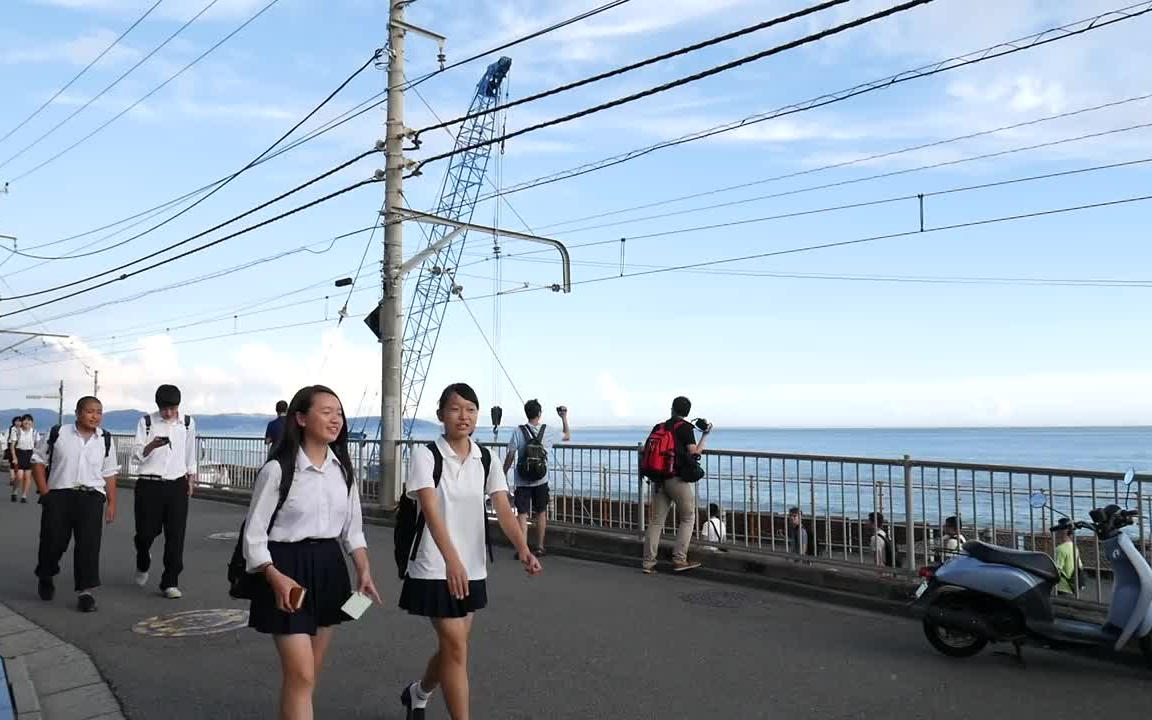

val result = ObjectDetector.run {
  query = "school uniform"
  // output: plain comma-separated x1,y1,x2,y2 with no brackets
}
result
14,428,39,470
242,448,366,635
399,436,509,618
32,425,118,592
131,412,197,590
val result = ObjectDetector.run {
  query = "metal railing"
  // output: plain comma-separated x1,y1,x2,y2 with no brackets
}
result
112,433,1147,606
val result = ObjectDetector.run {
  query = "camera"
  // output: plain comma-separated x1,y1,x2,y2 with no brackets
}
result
693,418,713,433
556,405,567,415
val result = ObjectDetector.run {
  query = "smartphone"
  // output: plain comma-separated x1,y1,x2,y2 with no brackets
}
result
155,437,171,446
289,586,306,611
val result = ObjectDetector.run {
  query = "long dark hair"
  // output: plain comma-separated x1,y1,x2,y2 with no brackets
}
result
270,385,354,490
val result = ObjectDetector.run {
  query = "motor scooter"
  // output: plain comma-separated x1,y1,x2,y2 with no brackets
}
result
911,468,1152,664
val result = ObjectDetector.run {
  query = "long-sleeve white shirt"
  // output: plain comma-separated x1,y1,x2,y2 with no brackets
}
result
31,425,118,494
242,448,367,572
131,412,197,479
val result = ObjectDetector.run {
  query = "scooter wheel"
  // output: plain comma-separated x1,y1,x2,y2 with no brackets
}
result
923,617,988,658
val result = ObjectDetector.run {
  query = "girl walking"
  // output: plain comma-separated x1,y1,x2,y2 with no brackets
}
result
242,385,382,720
399,382,541,720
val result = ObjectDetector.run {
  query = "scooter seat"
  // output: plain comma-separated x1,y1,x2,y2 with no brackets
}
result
963,540,1058,582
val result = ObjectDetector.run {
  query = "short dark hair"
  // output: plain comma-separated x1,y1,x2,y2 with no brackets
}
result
944,515,959,530
524,399,542,420
438,383,479,412
671,396,691,417
868,511,885,526
75,396,102,412
709,503,720,517
788,506,801,516
155,384,181,408
275,400,288,414
21,414,33,421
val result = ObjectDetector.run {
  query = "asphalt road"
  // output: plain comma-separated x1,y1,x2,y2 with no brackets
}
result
2,487,1152,719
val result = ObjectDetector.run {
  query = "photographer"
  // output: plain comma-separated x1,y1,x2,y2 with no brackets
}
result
640,396,713,574
503,400,570,558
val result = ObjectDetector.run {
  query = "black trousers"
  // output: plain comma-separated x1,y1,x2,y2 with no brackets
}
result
35,489,105,592
134,477,189,589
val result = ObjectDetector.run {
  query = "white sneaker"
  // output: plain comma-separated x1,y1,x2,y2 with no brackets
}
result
163,587,183,599
134,571,149,587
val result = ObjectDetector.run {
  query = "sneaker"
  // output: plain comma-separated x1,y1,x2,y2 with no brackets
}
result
163,587,183,599
37,578,55,601
534,547,547,558
19,496,27,504
400,683,426,720
77,592,97,613
642,565,657,575
673,561,702,573
9,493,14,503
134,571,149,587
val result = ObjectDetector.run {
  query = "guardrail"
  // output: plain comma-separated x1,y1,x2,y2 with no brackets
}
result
111,433,1146,606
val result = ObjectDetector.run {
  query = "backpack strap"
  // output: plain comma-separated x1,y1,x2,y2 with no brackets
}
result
533,425,546,445
408,443,443,564
143,414,152,437
45,424,61,479
102,429,112,458
480,445,494,563
184,415,192,429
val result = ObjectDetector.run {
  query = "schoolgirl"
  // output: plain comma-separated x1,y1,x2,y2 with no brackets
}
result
242,385,382,720
399,382,542,720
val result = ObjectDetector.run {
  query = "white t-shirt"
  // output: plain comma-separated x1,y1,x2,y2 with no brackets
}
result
406,436,509,581
505,422,555,488
702,516,726,542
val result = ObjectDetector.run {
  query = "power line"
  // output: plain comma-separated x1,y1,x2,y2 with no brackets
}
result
539,92,1152,234
8,0,281,183
3,148,380,302
452,284,524,404
0,174,383,318
4,0,634,259
412,0,850,142
477,1,1152,204
2,50,383,263
0,0,166,148
0,0,222,172
410,0,938,177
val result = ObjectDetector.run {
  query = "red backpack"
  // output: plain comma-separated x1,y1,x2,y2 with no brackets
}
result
640,420,685,480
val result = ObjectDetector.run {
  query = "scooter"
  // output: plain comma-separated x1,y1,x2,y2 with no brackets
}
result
911,468,1152,664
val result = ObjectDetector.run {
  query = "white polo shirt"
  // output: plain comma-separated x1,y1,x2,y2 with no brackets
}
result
31,425,118,494
405,436,508,581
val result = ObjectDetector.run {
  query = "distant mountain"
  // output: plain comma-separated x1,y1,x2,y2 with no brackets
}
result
0,408,440,438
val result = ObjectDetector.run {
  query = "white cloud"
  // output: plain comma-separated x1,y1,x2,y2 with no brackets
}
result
597,371,631,418
0,28,141,67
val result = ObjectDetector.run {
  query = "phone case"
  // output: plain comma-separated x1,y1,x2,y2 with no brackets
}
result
289,586,306,610
340,592,372,620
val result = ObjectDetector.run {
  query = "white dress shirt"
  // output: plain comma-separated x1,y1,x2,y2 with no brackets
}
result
31,425,119,494
131,412,197,479
15,428,40,451
405,436,509,581
242,447,367,572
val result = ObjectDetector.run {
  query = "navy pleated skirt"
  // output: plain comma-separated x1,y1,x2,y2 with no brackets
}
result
249,539,352,635
399,578,488,618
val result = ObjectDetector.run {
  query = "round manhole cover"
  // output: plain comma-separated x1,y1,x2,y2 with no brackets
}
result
133,609,249,637
208,531,240,541
678,590,752,609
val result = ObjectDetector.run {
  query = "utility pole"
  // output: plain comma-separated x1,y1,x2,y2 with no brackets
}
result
379,0,446,509
27,380,64,427
93,370,99,397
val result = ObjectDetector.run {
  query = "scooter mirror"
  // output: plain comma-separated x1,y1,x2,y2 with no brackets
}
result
1124,468,1136,486
1029,492,1048,509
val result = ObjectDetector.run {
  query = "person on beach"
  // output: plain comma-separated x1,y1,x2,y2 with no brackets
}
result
641,396,712,574
399,382,541,720
242,385,382,720
131,385,197,599
787,507,808,556
32,397,118,612
11,414,40,503
503,399,570,558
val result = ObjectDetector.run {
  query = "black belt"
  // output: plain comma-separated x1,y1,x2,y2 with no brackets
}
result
138,474,186,481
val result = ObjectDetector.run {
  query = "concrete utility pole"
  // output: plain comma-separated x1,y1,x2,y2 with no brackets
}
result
93,370,99,397
380,0,446,509
27,380,64,427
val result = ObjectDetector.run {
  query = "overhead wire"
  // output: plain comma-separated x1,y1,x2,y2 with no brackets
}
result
8,0,282,183
0,0,166,147
410,0,939,177
475,1,1152,204
0,0,224,172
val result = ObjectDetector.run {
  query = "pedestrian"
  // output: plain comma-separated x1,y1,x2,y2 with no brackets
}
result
32,397,118,612
11,414,40,503
241,385,382,720
399,382,541,720
131,385,197,599
265,399,288,449
1053,519,1083,596
787,507,808,555
640,396,712,574
940,515,967,561
866,512,895,567
8,416,21,500
702,503,726,543
503,399,570,558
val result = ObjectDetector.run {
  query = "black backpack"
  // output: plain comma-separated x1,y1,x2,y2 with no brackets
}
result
515,424,548,483
227,455,295,600
876,529,900,568
45,425,112,478
394,442,493,580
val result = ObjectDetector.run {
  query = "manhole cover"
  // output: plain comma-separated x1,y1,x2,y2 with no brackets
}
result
208,531,239,541
678,590,752,609
133,609,249,637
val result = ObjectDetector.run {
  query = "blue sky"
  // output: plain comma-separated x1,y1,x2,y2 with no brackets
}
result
0,0,1150,428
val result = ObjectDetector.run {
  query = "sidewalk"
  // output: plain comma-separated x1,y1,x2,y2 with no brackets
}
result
0,601,123,720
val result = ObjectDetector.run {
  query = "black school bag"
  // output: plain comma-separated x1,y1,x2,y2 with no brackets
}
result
394,442,493,580
227,454,296,600
515,424,548,482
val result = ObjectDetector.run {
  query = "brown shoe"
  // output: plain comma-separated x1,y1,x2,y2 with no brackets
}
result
673,561,701,573
641,565,657,575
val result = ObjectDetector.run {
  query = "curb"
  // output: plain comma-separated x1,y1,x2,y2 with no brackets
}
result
0,603,125,720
